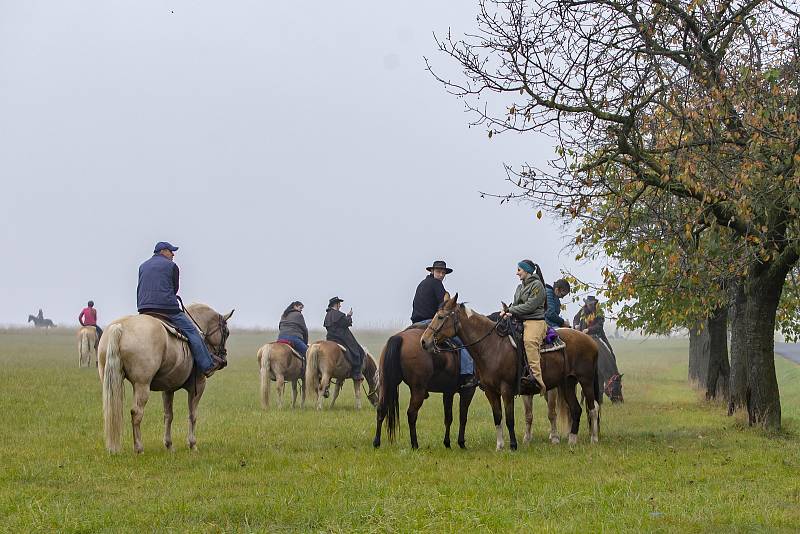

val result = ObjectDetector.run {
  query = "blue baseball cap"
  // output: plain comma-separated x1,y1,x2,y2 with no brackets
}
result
154,241,179,253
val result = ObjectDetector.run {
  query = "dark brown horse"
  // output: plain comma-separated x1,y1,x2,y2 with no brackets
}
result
421,294,601,448
372,327,477,449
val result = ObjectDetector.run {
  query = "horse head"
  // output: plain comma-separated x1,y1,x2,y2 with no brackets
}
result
186,304,235,363
604,373,624,403
420,292,460,352
28,315,35,323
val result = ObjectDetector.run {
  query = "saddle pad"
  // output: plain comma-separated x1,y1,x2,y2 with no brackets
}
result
540,338,566,353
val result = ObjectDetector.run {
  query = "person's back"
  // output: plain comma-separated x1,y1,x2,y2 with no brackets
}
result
79,300,103,348
277,302,309,357
323,297,364,380
411,275,445,323
545,279,571,328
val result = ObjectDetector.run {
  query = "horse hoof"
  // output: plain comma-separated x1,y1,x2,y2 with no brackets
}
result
568,434,577,445
443,440,451,449
373,438,380,448
591,436,599,444
458,441,466,449
510,442,518,451
550,437,560,445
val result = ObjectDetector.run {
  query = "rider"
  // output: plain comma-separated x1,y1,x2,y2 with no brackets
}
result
501,259,547,394
323,297,365,380
78,300,103,348
574,295,615,353
545,279,571,329
137,241,222,378
411,260,477,389
277,301,309,357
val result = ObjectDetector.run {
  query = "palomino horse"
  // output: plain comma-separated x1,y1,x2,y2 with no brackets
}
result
77,326,97,367
258,341,305,409
421,294,601,449
98,303,233,453
305,340,378,410
28,315,55,328
372,326,478,450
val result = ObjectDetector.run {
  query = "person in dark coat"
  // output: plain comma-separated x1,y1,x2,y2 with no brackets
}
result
323,296,365,380
137,241,222,378
277,301,309,356
411,260,476,388
545,279,571,328
573,296,615,353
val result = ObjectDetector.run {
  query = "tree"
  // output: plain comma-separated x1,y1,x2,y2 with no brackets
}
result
431,0,800,428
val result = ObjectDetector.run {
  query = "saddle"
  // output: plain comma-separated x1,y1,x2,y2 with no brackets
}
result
142,312,189,342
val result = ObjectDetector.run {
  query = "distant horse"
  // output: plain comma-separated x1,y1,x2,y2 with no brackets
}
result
596,338,624,403
305,340,378,410
372,326,478,450
77,326,97,367
258,341,305,409
421,294,601,448
28,315,55,329
98,303,234,453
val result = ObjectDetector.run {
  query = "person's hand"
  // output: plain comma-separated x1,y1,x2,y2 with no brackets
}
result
347,308,353,317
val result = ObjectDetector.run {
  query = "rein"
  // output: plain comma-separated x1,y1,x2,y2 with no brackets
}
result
430,308,499,352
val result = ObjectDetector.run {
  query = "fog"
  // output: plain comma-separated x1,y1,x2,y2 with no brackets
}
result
0,1,602,329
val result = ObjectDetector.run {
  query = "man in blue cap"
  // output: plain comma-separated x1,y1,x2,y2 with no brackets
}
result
137,241,222,377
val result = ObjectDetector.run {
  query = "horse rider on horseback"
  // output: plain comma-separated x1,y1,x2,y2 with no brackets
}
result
277,301,309,357
137,241,224,378
323,297,365,380
78,300,103,348
545,279,571,329
411,260,477,389
500,259,547,394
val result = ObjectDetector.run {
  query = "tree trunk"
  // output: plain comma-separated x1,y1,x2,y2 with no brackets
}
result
741,271,783,430
688,321,710,388
705,306,729,400
727,283,748,415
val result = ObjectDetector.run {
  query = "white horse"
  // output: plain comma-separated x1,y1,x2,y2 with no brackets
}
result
98,303,234,453
77,326,97,367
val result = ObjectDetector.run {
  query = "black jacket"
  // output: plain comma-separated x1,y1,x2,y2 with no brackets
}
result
411,274,446,323
278,310,308,343
323,308,365,365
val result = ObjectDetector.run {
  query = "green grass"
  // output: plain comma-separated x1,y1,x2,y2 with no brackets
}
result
0,328,798,532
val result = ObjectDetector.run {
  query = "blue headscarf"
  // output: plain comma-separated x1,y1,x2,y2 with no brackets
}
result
518,260,536,274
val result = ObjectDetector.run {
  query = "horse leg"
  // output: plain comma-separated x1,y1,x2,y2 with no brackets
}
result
547,389,560,444
442,392,454,449
565,379,582,446
484,389,505,451
317,373,331,410
522,394,534,444
502,386,518,451
276,374,286,409
457,387,475,449
353,378,363,410
162,391,175,451
130,382,151,454
329,381,342,409
580,377,600,444
291,380,298,408
373,399,386,448
187,379,206,451
407,386,427,450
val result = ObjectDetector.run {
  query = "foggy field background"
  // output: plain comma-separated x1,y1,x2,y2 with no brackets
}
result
1,328,798,531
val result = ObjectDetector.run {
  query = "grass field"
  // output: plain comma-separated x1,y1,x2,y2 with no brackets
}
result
0,328,798,532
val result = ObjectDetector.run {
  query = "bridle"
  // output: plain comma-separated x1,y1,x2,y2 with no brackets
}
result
203,314,230,359
429,306,499,353
604,374,622,398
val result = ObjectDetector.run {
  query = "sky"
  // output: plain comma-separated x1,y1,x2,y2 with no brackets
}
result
0,1,602,329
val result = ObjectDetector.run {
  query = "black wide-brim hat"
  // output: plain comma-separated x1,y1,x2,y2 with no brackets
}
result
328,296,344,307
426,260,453,274
584,295,599,303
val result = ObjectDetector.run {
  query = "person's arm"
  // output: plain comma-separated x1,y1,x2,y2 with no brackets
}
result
508,282,546,317
544,289,561,325
300,315,309,344
434,279,446,305
172,263,180,295
572,310,582,329
78,310,86,326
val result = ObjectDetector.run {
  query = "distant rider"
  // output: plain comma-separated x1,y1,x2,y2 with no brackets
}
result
78,300,103,348
277,301,309,357
323,297,365,380
545,279,571,329
411,260,477,389
137,241,223,378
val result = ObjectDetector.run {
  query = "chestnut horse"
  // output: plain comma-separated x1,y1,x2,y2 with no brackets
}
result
305,340,379,410
372,327,478,450
421,294,601,449
258,342,305,409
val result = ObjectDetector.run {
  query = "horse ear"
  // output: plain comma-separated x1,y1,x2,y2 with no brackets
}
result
452,292,459,303
224,309,235,321
443,291,451,301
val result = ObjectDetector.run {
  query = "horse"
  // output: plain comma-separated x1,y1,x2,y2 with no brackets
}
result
596,338,624,403
77,326,97,367
421,293,601,449
28,315,55,329
258,341,305,409
372,326,479,450
98,303,234,453
304,340,378,410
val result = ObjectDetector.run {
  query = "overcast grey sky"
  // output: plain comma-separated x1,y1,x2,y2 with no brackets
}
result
0,1,602,329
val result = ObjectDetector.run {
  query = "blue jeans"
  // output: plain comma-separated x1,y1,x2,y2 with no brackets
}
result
164,311,214,372
418,320,474,376
278,335,308,357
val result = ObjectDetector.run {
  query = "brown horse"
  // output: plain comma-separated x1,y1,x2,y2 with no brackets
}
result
372,327,478,449
421,294,601,448
98,303,233,453
305,340,379,410
258,342,306,409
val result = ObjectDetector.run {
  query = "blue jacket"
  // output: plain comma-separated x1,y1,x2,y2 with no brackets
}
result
545,285,567,328
137,254,180,312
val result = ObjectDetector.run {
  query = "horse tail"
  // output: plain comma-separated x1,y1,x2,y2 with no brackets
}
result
259,344,271,410
79,329,91,367
102,324,125,453
305,343,321,402
380,335,403,443
556,386,571,437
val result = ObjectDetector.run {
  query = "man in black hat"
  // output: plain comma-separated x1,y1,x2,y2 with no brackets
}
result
137,241,223,378
411,260,477,388
323,297,365,380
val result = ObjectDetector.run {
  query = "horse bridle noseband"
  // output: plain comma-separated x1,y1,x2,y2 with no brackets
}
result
203,314,230,358
429,307,498,353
